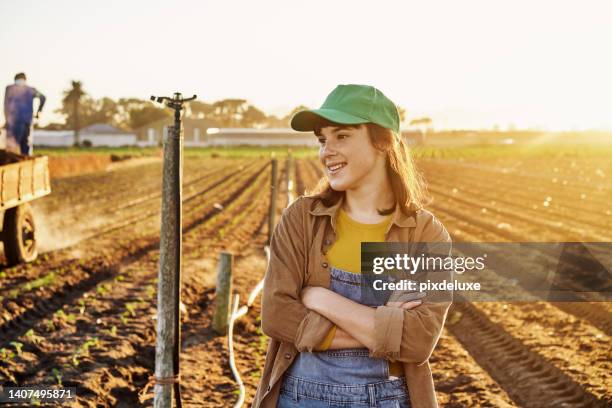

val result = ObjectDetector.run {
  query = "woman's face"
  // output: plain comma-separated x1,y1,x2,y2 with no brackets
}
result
317,124,386,191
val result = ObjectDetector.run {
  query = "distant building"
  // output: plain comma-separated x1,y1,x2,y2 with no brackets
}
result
134,117,219,146
401,130,425,145
30,123,334,147
32,130,73,147
33,123,137,147
205,128,318,146
79,124,137,146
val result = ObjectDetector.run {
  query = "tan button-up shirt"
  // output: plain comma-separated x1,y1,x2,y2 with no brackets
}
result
252,195,452,408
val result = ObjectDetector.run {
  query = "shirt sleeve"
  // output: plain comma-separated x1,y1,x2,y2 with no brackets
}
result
369,212,453,365
34,88,46,112
4,86,10,121
260,198,335,352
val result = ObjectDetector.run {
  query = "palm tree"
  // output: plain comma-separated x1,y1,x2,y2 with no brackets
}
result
63,81,84,146
409,117,433,144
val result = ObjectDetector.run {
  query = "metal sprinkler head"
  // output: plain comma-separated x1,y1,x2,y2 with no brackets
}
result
150,93,197,110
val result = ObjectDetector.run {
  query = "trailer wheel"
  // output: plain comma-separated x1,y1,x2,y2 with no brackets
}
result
2,204,38,266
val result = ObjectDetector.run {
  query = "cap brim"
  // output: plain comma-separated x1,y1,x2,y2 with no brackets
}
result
290,108,368,132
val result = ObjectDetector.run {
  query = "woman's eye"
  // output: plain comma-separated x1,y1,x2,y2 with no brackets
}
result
338,134,349,139
317,138,326,144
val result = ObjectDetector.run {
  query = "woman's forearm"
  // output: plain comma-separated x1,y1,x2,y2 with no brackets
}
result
305,288,377,350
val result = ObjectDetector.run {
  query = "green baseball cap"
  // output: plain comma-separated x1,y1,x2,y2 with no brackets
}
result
291,84,400,134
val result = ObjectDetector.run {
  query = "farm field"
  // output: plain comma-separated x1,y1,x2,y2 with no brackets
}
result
0,143,610,407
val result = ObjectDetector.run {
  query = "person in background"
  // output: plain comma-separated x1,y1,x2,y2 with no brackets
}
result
3,72,46,155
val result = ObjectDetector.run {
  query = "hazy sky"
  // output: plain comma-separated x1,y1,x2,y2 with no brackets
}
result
1,0,611,130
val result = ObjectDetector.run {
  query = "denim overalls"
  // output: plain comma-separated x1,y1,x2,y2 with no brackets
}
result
278,266,411,407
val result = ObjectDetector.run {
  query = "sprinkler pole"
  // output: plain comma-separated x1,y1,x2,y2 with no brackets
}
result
151,92,196,408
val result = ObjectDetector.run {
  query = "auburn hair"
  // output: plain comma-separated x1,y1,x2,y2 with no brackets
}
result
309,118,429,217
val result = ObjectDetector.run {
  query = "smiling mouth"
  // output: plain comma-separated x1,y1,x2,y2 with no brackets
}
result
327,162,347,174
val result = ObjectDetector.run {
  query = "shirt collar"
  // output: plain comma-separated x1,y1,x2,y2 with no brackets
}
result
309,195,417,232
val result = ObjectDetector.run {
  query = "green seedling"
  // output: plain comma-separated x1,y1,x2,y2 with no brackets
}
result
9,341,23,355
52,368,63,386
78,299,86,315
44,319,55,332
44,368,63,386
53,309,76,324
125,302,137,317
22,272,56,292
71,337,100,367
255,326,268,354
82,337,100,353
120,311,130,325
0,347,15,362
25,329,44,345
96,284,110,295
6,272,57,299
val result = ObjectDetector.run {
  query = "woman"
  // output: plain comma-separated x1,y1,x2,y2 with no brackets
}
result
252,84,452,408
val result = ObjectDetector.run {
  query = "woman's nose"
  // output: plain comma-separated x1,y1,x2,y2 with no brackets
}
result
321,141,337,157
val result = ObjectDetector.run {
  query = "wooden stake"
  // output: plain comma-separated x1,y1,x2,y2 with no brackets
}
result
213,252,233,335
268,158,278,245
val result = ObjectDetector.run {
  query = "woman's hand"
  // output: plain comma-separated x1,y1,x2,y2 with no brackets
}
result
386,290,426,310
385,299,423,310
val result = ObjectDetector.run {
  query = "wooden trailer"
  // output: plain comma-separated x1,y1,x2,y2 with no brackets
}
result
0,151,51,265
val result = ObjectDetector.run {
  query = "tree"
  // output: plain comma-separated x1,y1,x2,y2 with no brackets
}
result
61,80,85,145
409,117,433,142
127,105,171,130
115,98,145,127
263,114,286,128
87,97,119,127
283,105,310,127
397,105,406,123
56,89,121,134
40,122,67,130
51,91,318,133
409,117,433,128
241,105,267,128
116,98,171,130
188,101,215,119
212,99,248,127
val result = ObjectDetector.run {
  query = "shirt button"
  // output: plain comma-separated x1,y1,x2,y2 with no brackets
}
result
324,239,331,245
267,385,271,391
284,353,292,359
321,262,328,268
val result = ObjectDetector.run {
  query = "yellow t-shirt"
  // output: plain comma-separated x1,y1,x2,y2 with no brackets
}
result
315,208,403,376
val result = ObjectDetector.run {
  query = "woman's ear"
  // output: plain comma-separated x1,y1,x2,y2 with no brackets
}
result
376,146,389,158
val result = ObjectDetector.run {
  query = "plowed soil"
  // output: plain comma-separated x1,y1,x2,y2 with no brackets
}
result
0,151,609,407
